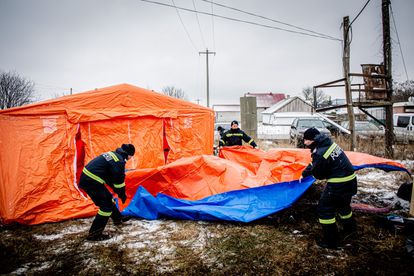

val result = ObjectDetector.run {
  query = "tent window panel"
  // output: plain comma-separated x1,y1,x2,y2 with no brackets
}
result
165,115,214,163
80,117,164,169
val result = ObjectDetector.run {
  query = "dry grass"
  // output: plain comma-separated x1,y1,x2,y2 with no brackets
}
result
2,139,414,275
1,182,414,275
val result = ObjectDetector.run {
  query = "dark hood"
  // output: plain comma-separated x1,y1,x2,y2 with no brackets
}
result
115,148,129,160
314,133,332,148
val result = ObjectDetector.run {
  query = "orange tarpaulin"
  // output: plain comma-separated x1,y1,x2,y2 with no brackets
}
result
122,147,310,204
0,84,214,224
122,147,409,222
122,146,407,205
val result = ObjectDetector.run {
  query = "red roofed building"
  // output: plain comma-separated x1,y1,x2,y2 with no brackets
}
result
245,92,286,109
244,92,286,122
213,92,285,126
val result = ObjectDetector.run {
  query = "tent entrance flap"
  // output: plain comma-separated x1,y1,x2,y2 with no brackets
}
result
163,119,171,164
75,129,86,184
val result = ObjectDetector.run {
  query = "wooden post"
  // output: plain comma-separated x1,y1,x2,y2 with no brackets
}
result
343,16,357,151
411,176,414,216
382,0,394,158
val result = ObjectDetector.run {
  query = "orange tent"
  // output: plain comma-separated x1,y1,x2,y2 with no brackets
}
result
0,84,214,224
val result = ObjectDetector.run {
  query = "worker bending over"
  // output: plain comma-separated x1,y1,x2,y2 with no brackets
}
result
79,144,135,241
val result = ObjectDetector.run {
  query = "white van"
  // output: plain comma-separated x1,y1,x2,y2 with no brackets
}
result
394,113,414,132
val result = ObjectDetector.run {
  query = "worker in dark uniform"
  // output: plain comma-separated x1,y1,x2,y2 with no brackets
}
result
219,120,257,148
79,144,135,241
301,128,357,249
217,126,226,138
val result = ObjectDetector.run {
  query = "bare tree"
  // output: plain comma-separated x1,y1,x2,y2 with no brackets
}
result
302,86,327,107
393,80,414,102
0,71,36,109
162,86,187,100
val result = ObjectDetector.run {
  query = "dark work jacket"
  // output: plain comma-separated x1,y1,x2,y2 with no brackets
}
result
219,128,257,148
302,134,357,196
79,148,128,198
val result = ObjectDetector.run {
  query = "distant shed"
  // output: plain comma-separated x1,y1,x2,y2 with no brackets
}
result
214,92,285,126
262,96,313,125
213,104,240,126
245,92,285,122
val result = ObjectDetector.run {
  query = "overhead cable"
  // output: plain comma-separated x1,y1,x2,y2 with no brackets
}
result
349,0,371,27
140,0,342,41
200,0,339,41
390,5,409,81
192,0,206,48
210,0,216,50
171,0,199,51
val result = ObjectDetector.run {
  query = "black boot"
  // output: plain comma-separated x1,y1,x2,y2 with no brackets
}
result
87,213,111,241
317,224,340,250
114,216,132,226
341,217,357,240
111,205,123,225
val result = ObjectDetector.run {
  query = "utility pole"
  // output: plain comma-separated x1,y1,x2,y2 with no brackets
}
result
382,0,394,158
343,16,357,151
199,48,216,108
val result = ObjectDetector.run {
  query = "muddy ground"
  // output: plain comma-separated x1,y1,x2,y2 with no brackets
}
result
1,143,414,275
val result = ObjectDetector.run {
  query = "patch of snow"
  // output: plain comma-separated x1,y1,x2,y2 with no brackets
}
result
124,242,147,249
60,225,89,234
13,262,52,274
34,233,64,241
82,258,100,269
357,170,397,184
13,266,29,274
358,187,391,194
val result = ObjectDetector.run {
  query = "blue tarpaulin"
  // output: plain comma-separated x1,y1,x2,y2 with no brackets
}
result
122,176,315,223
121,162,411,223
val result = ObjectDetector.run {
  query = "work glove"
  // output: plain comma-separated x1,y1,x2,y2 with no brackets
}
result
119,193,127,204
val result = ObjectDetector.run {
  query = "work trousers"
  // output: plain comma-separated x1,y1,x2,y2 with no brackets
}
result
79,174,122,235
317,178,357,224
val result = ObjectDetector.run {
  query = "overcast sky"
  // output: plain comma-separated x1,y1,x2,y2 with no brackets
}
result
1,0,413,106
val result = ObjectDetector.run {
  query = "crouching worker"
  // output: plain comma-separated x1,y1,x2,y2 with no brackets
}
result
79,144,135,241
301,128,357,249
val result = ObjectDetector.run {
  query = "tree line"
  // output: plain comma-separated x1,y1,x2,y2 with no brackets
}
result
1,70,413,110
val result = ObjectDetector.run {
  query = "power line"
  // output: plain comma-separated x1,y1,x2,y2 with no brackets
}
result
140,0,342,41
349,0,371,27
192,0,206,48
170,0,199,51
210,0,216,50
200,0,339,41
390,5,409,81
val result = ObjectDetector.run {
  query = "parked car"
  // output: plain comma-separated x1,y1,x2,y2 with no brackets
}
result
340,121,384,139
290,118,331,148
394,113,414,132
341,119,414,143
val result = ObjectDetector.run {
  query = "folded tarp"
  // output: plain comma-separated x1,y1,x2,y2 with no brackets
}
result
122,177,315,222
121,147,409,222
